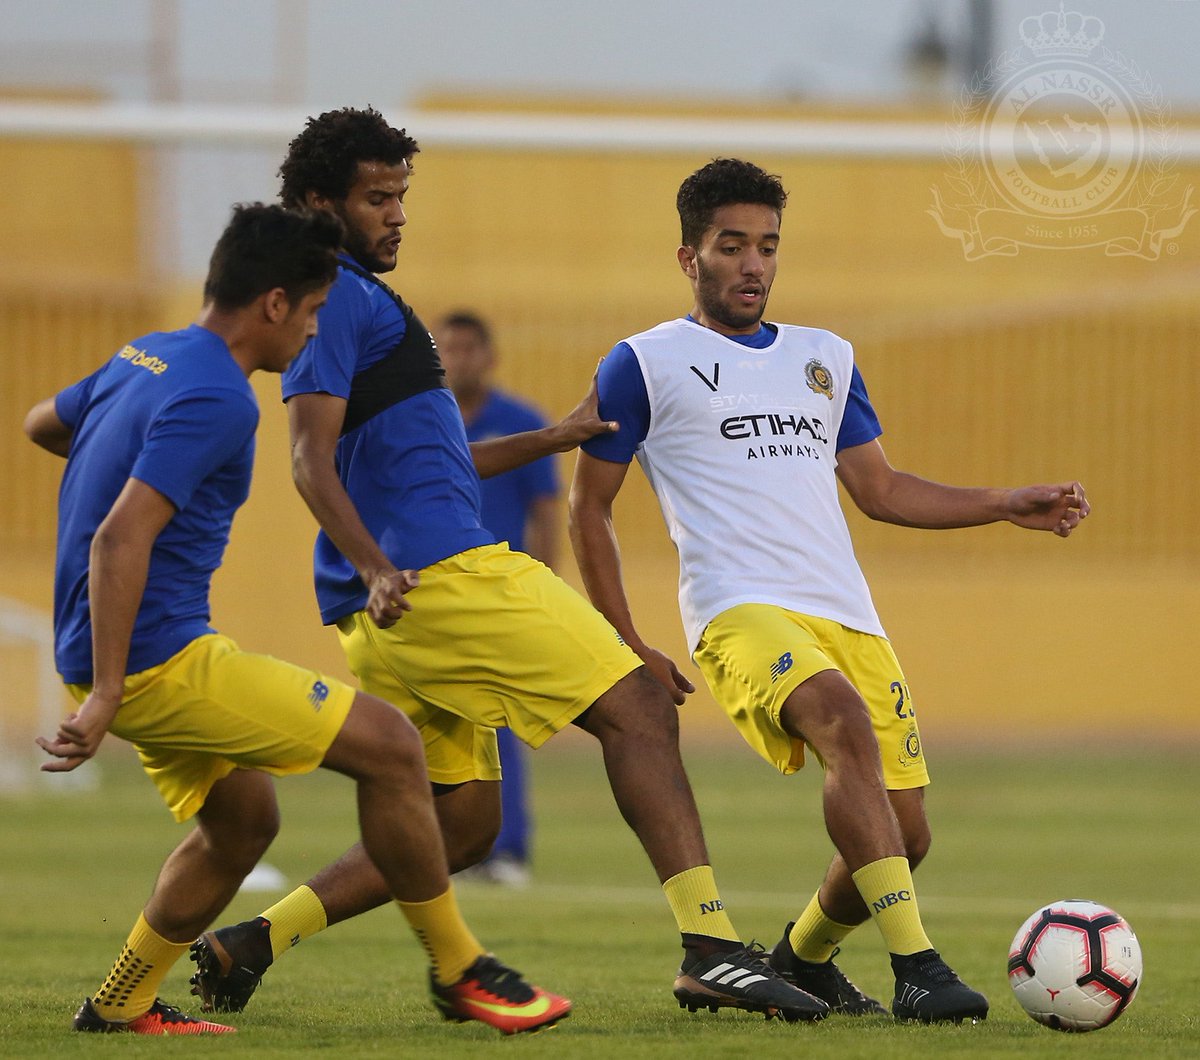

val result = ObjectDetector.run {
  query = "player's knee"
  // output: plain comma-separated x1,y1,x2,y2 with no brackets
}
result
381,708,425,770
788,684,876,763
903,820,932,867
435,782,501,871
445,826,498,872
578,668,680,744
328,693,425,782
203,804,279,874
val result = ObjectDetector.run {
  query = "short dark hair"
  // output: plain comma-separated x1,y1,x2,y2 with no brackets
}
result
203,203,343,310
676,158,788,246
279,106,420,208
437,310,492,346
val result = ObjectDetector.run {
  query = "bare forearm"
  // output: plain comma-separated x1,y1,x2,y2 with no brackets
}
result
87,527,149,699
567,501,644,651
857,473,1011,529
472,429,568,480
292,455,395,582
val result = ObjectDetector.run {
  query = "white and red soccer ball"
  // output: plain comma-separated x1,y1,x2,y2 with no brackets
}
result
1008,899,1141,1032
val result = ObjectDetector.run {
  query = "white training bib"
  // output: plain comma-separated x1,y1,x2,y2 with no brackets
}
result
626,318,885,651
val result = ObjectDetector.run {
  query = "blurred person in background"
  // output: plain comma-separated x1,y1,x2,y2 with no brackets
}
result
436,310,558,889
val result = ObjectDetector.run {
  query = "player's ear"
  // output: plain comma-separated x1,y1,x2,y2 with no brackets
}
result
305,189,333,212
262,287,290,324
678,245,697,277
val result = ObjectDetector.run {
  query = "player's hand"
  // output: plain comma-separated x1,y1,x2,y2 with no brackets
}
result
1004,481,1090,537
636,644,696,706
36,691,121,772
365,567,420,628
546,371,618,453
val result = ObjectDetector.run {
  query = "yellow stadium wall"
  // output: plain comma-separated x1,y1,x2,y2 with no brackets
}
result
2,115,1198,747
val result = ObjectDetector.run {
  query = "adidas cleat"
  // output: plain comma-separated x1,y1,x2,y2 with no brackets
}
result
189,916,274,1013
768,925,887,1015
891,948,989,1024
673,942,829,1022
73,996,235,1035
431,954,572,1035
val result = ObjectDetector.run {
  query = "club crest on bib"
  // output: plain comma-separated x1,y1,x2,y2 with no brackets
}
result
804,359,834,400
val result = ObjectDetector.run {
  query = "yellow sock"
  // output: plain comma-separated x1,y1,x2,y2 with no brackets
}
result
92,913,189,1021
851,856,932,956
396,888,485,986
662,866,739,942
788,892,858,963
259,885,328,959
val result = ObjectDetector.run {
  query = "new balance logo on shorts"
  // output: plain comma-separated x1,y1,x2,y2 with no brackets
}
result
307,681,329,710
769,652,794,683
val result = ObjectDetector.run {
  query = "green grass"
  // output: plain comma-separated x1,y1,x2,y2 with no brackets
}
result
2,734,1197,1057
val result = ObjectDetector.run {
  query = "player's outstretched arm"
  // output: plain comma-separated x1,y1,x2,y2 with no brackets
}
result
287,392,418,628
471,373,618,479
569,452,695,705
836,439,1089,538
23,397,74,457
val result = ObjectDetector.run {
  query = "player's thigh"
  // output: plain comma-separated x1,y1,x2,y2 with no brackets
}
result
320,691,427,781
86,633,355,821
695,603,839,775
340,544,639,749
336,616,501,787
820,625,930,790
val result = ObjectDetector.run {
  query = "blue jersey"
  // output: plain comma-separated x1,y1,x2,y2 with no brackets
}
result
281,257,493,623
52,325,258,683
583,320,882,464
463,391,558,553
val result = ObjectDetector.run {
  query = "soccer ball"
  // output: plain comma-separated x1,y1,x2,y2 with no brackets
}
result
1007,900,1141,1032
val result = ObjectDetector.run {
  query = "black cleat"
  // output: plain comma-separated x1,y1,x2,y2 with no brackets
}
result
891,948,989,1024
73,996,235,1035
768,925,888,1016
188,916,273,1013
673,942,829,1022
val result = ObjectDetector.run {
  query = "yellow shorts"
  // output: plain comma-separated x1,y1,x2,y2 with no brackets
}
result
68,633,355,822
694,603,929,789
336,543,641,786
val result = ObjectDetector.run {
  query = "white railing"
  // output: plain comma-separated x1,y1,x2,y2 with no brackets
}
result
0,597,95,791
3,100,1199,158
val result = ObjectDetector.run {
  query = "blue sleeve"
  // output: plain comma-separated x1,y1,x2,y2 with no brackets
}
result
836,364,883,452
54,368,103,429
581,342,650,464
282,273,378,401
132,391,259,511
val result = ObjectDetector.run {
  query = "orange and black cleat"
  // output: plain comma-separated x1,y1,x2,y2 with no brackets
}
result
430,954,571,1035
73,996,236,1035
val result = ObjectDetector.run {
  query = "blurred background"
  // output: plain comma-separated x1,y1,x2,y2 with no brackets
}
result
2,0,1198,788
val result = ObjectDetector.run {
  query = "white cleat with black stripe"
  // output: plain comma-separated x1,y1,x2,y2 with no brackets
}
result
673,943,830,1022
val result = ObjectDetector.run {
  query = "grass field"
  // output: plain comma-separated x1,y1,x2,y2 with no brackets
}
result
2,732,1197,1058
